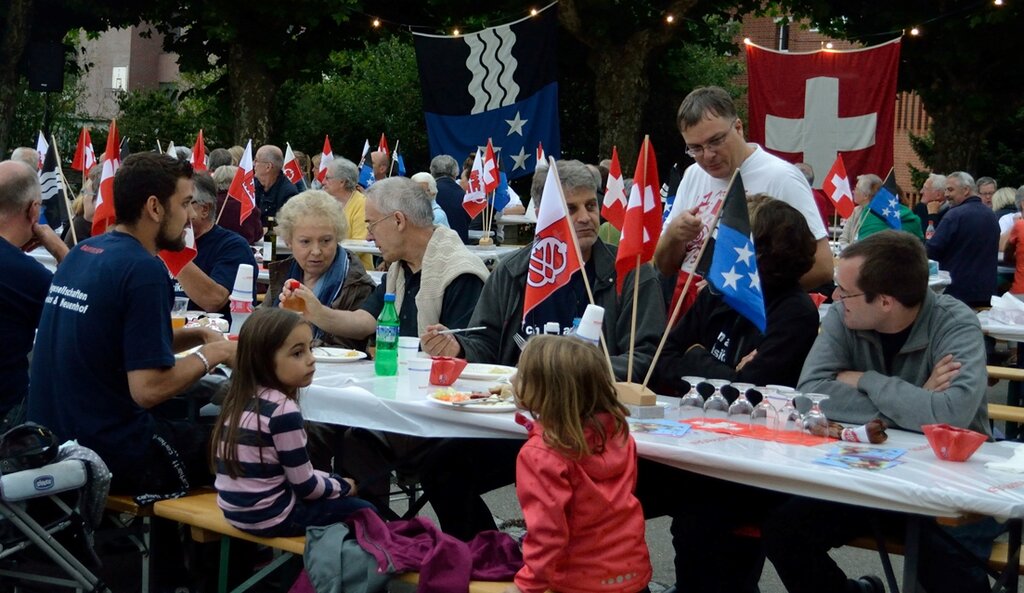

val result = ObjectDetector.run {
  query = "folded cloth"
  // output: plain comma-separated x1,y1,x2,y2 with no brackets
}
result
986,444,1024,473
989,294,1024,325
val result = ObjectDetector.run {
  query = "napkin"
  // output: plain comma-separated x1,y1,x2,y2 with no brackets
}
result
986,444,1024,473
989,294,1024,325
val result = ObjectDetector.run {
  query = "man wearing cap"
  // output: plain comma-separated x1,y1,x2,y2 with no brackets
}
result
763,230,996,593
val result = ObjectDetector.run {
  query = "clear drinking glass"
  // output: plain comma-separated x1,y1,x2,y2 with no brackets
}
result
703,379,731,419
802,393,831,440
727,382,755,423
678,376,706,418
750,386,778,430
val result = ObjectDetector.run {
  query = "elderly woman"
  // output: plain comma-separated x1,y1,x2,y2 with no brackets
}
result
410,171,450,228
264,190,376,350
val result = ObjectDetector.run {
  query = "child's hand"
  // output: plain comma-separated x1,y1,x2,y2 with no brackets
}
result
343,478,358,496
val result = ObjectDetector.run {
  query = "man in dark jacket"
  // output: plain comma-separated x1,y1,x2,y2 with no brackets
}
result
254,144,298,224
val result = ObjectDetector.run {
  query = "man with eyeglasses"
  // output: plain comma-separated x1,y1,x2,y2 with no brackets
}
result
654,86,832,313
254,144,299,224
763,230,995,593
977,176,997,208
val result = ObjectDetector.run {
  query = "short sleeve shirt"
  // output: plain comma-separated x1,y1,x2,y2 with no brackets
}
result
0,239,52,414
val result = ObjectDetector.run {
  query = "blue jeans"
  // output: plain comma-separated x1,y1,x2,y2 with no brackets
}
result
251,495,377,537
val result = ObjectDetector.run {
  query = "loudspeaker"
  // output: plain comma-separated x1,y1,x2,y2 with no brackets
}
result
26,41,64,92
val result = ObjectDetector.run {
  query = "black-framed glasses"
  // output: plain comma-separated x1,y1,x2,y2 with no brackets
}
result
685,118,738,158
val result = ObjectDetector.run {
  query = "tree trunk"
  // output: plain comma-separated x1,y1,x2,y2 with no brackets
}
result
589,41,651,174
0,0,34,158
227,43,275,145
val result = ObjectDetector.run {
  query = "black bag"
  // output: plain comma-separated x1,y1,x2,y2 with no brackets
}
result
0,422,59,474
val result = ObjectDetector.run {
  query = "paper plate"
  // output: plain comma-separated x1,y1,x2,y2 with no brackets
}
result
427,390,516,413
459,363,516,381
312,347,367,363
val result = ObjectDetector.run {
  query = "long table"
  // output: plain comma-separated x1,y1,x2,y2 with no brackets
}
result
302,360,1024,592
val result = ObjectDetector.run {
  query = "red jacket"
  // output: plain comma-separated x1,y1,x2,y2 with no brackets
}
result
514,413,651,593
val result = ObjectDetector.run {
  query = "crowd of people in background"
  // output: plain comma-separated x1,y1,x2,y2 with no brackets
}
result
0,84,1015,593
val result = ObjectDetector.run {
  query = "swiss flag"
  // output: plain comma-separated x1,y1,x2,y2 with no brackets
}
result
158,223,198,277
522,160,582,321
378,133,389,157
822,154,855,218
190,130,207,172
283,143,304,186
91,119,121,236
601,146,626,230
71,127,96,173
482,139,499,194
615,137,661,293
462,149,487,218
536,141,545,164
316,136,333,184
745,38,900,191
228,140,257,224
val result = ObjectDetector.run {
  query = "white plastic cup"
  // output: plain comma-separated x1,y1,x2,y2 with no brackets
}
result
576,304,605,346
230,263,254,302
398,336,420,364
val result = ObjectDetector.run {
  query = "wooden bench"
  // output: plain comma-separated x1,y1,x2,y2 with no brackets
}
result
153,492,514,593
989,403,1024,425
987,365,1024,383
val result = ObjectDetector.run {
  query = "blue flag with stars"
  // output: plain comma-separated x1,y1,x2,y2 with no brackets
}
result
708,172,766,333
868,187,902,230
359,163,374,189
412,3,559,180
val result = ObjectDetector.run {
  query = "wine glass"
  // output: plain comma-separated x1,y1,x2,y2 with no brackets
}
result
802,393,831,440
770,386,802,432
750,386,778,430
703,379,731,419
678,376,706,418
728,382,756,423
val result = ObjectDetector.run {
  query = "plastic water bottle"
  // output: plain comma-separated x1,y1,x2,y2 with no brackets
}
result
925,220,935,240
375,293,399,376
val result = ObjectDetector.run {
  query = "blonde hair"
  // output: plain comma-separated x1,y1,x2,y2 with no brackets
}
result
992,187,1016,211
514,335,628,458
275,189,349,244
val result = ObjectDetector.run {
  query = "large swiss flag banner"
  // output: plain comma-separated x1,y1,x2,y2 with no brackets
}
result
745,38,900,188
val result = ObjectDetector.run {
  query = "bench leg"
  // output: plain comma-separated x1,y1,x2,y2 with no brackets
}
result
217,537,297,593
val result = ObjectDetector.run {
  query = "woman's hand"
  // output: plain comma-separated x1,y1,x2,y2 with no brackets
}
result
281,280,323,320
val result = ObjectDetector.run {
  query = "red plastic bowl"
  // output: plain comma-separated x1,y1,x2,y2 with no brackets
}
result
922,423,987,462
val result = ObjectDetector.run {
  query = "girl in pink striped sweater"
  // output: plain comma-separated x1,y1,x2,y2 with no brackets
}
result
211,308,372,536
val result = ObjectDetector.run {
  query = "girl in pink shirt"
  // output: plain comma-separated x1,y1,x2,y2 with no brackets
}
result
212,308,371,536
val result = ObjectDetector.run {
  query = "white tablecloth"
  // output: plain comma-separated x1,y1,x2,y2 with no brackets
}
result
302,360,1024,521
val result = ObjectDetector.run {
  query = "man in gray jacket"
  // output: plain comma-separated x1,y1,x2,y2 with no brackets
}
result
420,159,666,381
763,230,996,593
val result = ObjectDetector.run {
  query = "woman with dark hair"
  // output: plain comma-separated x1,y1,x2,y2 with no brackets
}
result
643,195,823,593
654,194,820,393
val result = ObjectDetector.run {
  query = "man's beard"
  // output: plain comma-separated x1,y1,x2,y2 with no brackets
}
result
156,217,186,251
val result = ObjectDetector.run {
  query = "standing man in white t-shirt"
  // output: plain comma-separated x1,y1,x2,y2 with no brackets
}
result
654,86,833,297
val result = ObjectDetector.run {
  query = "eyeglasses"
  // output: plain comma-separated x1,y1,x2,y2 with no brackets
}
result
685,118,737,158
366,213,394,234
835,290,865,302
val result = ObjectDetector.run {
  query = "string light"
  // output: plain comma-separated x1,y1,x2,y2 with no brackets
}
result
825,42,834,49
743,37,752,45
452,28,461,36
372,18,381,28
530,8,538,16
910,27,920,35
665,14,675,23
995,0,1004,6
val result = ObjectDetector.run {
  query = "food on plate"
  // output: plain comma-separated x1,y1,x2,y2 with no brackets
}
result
489,367,510,374
432,387,513,405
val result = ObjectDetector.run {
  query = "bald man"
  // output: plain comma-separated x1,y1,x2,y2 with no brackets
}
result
0,160,67,428
254,144,299,224
371,150,390,182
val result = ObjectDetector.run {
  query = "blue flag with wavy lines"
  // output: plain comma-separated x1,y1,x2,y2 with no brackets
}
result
412,3,559,180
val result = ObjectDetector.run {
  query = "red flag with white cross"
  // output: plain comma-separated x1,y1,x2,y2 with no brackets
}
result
745,38,900,189
822,154,855,219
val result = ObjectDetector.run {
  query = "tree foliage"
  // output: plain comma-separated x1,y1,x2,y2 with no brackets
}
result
277,36,426,168
115,69,230,153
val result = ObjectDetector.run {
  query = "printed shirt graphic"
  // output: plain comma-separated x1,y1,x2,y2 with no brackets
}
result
413,3,559,179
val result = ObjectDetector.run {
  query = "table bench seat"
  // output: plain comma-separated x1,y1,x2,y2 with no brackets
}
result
153,492,515,593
